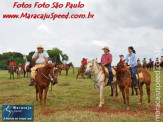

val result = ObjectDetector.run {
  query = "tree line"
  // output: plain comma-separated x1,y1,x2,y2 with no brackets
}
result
0,48,69,70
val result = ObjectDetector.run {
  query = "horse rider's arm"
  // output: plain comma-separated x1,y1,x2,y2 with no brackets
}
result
32,53,39,62
44,57,49,64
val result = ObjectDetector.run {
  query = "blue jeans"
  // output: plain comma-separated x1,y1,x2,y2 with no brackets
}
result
130,66,138,86
105,64,113,81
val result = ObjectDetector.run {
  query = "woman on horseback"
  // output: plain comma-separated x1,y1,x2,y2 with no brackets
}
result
125,46,138,89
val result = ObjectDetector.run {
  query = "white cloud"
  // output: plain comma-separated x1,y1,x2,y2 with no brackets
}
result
0,0,163,66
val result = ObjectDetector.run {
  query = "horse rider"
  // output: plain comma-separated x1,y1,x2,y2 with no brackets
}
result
125,46,138,89
9,60,16,72
119,55,124,61
101,46,113,84
149,58,152,63
24,59,30,71
142,58,147,67
29,45,49,86
62,58,67,69
160,56,163,63
81,58,87,69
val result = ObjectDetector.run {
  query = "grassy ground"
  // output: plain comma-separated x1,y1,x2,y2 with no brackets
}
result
0,68,162,122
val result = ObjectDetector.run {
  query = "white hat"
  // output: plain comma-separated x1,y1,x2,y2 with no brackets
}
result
37,45,43,49
102,46,110,51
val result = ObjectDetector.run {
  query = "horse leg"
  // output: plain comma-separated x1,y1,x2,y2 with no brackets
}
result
99,85,104,108
39,88,43,108
111,83,116,101
44,87,49,108
82,74,85,79
10,73,11,79
135,87,138,95
76,73,79,79
119,87,126,105
24,71,25,78
138,83,144,104
110,86,113,96
131,81,134,95
36,87,38,101
116,84,118,96
66,70,68,76
146,83,151,103
125,86,130,110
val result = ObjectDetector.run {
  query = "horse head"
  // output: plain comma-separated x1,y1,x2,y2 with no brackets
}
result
85,59,95,75
49,65,59,85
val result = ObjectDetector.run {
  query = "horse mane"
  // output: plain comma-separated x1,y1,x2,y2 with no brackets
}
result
37,63,55,75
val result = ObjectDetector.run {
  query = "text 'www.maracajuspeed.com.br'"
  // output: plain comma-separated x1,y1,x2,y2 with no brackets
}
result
3,12,94,20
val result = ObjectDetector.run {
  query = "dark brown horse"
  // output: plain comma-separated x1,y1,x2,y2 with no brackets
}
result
24,64,34,78
57,62,74,76
76,66,86,79
9,66,15,79
147,61,154,71
35,63,59,108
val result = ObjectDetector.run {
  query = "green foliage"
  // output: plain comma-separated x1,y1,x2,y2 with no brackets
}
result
0,48,69,69
0,52,25,70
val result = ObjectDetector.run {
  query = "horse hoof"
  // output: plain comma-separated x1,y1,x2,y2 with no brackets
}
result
99,105,102,108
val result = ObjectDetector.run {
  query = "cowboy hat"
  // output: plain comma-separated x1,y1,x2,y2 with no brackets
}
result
37,45,43,49
102,46,110,51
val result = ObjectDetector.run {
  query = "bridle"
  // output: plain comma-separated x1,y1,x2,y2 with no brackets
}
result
42,67,58,83
88,60,105,84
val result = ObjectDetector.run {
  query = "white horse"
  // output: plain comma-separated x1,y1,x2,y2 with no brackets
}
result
85,59,117,108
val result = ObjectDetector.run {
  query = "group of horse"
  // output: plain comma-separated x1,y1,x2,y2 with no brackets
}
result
143,61,163,71
8,59,155,110
8,65,28,79
85,59,151,110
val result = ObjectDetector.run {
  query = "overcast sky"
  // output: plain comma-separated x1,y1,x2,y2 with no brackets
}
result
0,0,163,66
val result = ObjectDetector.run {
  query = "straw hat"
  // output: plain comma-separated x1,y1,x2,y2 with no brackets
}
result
102,46,110,51
37,45,43,49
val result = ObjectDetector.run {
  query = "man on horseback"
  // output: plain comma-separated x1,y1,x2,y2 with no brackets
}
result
125,46,138,89
101,46,113,84
9,60,16,72
24,59,30,72
142,58,147,67
81,58,87,69
62,58,67,70
29,45,49,86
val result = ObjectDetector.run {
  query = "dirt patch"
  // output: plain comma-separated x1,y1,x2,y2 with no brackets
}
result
41,109,55,116
66,105,163,116
1,81,14,84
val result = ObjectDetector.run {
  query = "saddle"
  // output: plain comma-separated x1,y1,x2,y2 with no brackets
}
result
103,67,116,76
136,68,144,82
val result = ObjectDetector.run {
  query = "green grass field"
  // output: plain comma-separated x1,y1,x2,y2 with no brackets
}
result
0,68,162,122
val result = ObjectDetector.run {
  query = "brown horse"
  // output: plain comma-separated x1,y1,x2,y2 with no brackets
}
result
57,62,74,76
116,60,132,110
117,60,151,110
9,66,15,79
147,61,154,71
76,66,86,79
35,63,59,108
16,67,23,79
